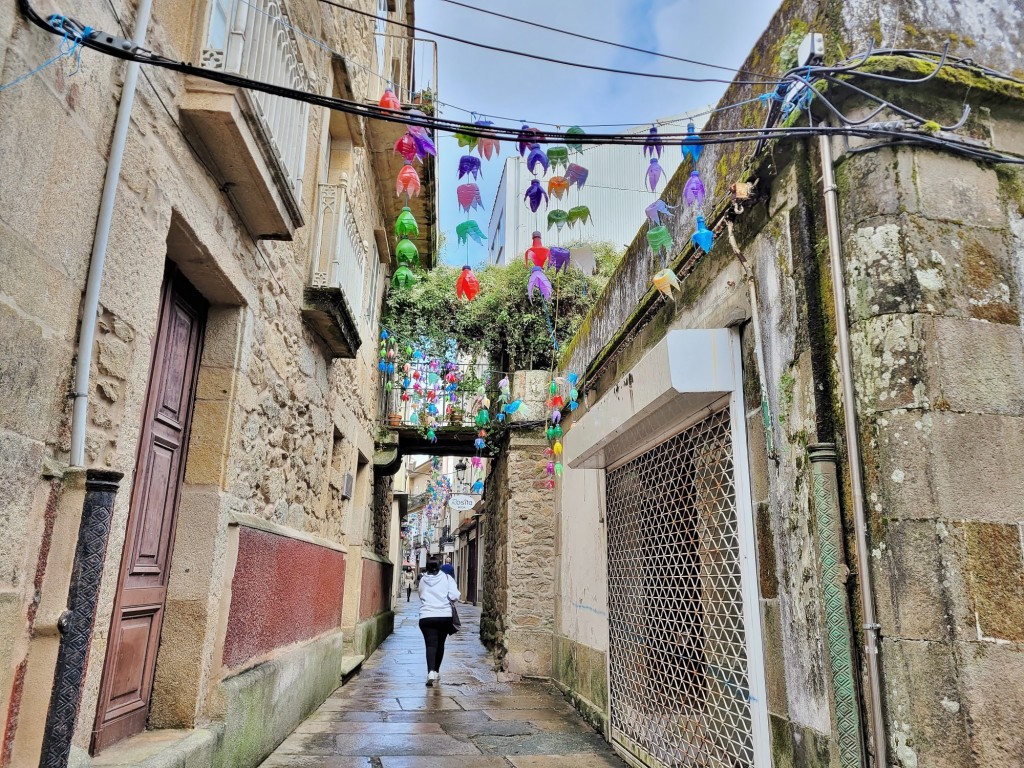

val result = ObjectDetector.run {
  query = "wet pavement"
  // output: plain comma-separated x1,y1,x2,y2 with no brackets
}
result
260,595,627,767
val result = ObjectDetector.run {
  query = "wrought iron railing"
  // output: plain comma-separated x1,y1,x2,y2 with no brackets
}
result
370,33,438,110
310,176,367,317
202,0,310,197
379,361,504,429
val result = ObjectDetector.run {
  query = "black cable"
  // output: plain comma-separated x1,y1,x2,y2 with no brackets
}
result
436,0,775,79
17,3,1024,165
319,0,779,86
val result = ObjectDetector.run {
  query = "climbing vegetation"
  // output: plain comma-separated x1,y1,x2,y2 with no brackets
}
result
381,242,622,372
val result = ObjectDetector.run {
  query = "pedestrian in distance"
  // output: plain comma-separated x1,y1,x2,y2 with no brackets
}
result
440,562,456,580
418,557,460,687
402,569,415,602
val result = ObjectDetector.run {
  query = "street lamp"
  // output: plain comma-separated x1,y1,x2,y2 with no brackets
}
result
455,459,467,485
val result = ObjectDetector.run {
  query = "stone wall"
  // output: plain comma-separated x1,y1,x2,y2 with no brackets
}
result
0,0,403,763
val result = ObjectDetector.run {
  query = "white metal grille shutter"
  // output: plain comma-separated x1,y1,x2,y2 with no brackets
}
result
606,407,756,768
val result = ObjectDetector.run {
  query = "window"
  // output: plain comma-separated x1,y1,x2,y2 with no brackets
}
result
364,247,381,331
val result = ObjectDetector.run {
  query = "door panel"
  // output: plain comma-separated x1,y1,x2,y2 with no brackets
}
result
92,267,206,753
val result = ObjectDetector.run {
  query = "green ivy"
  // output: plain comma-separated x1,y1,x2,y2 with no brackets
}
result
382,243,622,372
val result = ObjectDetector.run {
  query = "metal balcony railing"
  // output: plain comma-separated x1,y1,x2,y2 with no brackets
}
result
369,33,438,111
310,176,368,314
203,0,310,198
380,361,504,429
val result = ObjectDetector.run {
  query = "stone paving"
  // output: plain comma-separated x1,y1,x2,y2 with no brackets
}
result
259,596,627,767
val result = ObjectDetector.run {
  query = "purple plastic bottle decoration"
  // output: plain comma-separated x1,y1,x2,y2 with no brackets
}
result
681,121,703,163
645,199,674,226
412,131,437,159
565,163,589,189
523,179,549,212
691,214,714,253
546,461,555,475
683,170,706,207
527,266,553,303
646,158,664,191
527,144,549,176
548,246,571,273
644,125,663,158
551,409,561,424
458,155,482,180
517,123,541,156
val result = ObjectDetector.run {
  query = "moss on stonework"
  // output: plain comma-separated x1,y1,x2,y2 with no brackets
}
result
996,165,1024,217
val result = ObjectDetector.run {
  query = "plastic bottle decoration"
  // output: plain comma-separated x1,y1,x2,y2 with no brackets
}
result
644,125,663,157
457,183,484,213
566,126,585,153
392,264,417,289
683,171,706,207
567,205,592,228
474,437,486,451
647,225,674,256
549,246,571,272
547,176,570,200
394,132,417,162
458,155,482,180
691,214,714,253
426,428,437,443
517,123,541,156
525,231,549,268
379,88,400,110
526,144,549,175
455,220,487,246
412,131,437,159
454,125,479,150
475,119,500,160
645,200,673,226
475,408,490,427
547,210,569,231
567,373,580,412
652,268,681,297
527,266,553,303
456,265,481,301
396,161,421,196
646,158,664,191
523,180,548,213
681,121,703,163
396,239,419,265
395,207,419,238
471,479,484,494
565,163,589,189
550,408,561,424
547,146,569,173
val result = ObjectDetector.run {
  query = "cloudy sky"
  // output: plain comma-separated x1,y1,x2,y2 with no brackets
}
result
412,0,784,265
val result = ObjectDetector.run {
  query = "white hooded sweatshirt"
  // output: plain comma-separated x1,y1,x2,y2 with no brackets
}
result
418,571,461,619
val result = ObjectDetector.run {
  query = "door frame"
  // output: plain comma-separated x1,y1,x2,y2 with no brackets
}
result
91,264,208,753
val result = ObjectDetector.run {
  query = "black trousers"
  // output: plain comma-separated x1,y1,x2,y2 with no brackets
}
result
406,587,412,601
419,617,454,672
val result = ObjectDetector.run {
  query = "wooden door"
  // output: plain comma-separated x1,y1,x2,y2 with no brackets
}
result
92,267,207,753
467,536,478,605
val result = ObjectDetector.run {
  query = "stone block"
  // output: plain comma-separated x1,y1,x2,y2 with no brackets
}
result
959,522,1024,642
867,411,1024,524
761,599,789,717
184,399,232,486
880,638,971,768
850,313,930,413
959,643,1024,766
837,146,916,225
0,430,45,588
931,317,1024,416
913,150,1006,229
505,629,553,678
873,519,952,641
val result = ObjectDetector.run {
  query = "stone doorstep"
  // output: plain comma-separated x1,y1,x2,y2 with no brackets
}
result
341,654,366,679
87,724,223,768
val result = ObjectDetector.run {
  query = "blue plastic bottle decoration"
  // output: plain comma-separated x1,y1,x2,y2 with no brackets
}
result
691,215,714,253
682,121,703,163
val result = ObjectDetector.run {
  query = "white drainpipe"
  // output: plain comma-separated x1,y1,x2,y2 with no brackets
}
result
69,0,155,467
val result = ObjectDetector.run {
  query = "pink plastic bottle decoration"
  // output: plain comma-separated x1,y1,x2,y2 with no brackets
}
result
396,162,421,197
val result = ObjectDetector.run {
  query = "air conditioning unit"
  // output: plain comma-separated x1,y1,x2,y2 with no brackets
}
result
341,472,354,500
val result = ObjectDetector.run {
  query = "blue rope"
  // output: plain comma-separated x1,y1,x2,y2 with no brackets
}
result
0,26,89,93
542,302,559,352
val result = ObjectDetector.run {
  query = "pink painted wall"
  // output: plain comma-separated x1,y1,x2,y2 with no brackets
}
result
358,558,393,621
222,527,346,669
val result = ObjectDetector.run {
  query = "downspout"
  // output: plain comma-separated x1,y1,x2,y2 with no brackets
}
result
69,0,154,467
818,132,888,767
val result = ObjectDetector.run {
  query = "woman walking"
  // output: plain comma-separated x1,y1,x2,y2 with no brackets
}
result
418,558,460,687
402,569,415,602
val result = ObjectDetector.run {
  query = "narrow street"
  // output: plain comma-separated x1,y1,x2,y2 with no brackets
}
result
260,598,627,767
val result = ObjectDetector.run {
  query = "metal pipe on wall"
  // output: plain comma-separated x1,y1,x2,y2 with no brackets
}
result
69,0,155,467
818,131,888,767
38,470,123,768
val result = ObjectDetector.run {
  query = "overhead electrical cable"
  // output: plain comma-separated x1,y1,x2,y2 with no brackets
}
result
317,0,780,86
15,3,1024,166
436,0,775,78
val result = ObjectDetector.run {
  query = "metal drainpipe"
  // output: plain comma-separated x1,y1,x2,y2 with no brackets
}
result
69,0,155,467
39,470,123,768
818,131,888,767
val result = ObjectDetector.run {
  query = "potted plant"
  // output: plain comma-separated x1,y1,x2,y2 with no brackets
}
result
448,405,464,425
387,412,402,428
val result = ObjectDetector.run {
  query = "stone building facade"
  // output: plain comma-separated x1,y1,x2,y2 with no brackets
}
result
0,0,431,764
480,1,1024,767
